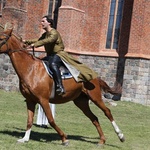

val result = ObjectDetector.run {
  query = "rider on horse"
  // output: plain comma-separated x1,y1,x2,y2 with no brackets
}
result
24,15,98,95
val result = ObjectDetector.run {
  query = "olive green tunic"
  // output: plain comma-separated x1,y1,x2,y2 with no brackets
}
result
25,28,98,82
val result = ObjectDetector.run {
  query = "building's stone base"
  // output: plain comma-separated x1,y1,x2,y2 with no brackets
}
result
0,52,149,105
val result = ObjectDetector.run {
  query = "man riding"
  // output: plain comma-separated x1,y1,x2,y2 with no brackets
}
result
24,15,98,96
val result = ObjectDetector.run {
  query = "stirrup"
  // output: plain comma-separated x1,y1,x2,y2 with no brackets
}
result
56,86,65,95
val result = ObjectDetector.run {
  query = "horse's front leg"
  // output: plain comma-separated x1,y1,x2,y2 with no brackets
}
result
41,100,69,145
17,100,36,143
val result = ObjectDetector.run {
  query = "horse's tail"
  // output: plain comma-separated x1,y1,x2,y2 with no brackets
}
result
98,77,122,95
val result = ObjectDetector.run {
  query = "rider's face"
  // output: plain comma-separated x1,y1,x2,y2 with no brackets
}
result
41,17,50,29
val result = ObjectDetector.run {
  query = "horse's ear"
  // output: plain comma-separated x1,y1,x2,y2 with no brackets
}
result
0,24,4,32
4,22,13,30
4,22,13,35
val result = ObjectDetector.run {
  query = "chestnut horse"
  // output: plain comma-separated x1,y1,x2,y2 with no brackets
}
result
0,28,125,146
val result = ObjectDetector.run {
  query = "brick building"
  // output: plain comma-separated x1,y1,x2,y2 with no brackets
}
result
0,0,149,105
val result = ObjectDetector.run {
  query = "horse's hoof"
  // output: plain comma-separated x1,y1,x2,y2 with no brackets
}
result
61,140,69,146
97,143,104,148
118,133,125,142
17,138,28,143
120,136,125,142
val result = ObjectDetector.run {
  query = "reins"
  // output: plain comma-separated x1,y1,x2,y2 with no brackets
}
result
32,46,35,56
0,32,31,55
0,33,10,47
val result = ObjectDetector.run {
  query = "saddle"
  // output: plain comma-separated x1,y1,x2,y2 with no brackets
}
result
42,61,73,79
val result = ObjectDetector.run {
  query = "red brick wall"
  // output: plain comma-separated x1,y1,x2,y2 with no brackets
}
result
1,0,149,59
24,0,49,39
58,0,110,55
126,0,150,58
0,0,27,37
0,0,49,39
58,0,150,59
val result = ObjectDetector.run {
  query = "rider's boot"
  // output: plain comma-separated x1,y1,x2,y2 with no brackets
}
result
51,65,65,95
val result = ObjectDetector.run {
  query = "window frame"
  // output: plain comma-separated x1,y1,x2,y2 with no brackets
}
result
106,0,124,50
0,0,6,16
48,0,56,19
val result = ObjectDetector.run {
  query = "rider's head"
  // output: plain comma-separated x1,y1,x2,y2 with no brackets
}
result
43,15,54,28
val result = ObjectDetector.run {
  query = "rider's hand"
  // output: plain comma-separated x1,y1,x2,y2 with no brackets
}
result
25,44,34,49
30,44,34,48
22,39,26,43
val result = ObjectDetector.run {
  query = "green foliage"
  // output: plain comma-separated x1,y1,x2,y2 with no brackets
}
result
0,90,150,150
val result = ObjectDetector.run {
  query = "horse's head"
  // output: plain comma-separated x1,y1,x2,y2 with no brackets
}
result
0,28,24,55
0,28,13,54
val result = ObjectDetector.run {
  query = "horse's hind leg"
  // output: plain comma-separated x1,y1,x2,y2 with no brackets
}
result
73,93,106,145
87,82,125,142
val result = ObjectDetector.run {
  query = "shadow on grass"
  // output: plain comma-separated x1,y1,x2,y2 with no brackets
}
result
0,128,120,149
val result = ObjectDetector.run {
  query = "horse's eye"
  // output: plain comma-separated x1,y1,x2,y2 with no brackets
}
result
0,37,5,40
0,36,3,40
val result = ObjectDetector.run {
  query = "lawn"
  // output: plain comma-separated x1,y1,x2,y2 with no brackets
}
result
0,90,150,150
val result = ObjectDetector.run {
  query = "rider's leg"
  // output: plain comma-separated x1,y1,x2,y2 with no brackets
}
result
49,55,65,95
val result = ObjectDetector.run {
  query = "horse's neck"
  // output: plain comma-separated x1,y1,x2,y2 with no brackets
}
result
9,35,23,50
6,35,41,82
9,51,36,79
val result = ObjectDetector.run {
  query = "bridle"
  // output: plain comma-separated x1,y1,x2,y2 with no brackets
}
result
0,33,22,54
0,32,35,56
0,33,10,54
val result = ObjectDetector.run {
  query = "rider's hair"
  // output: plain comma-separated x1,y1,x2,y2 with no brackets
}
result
43,15,54,28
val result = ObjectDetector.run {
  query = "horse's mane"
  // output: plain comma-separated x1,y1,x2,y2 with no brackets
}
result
12,36,41,62
19,49,40,61
0,24,41,61
0,24,22,41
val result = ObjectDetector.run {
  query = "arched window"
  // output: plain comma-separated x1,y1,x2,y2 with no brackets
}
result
106,0,124,49
48,0,61,29
0,0,6,16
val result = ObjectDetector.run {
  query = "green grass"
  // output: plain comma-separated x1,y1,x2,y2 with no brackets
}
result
0,89,150,150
